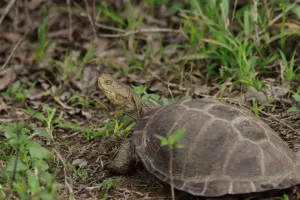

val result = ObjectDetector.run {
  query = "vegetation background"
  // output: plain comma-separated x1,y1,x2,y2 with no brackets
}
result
0,0,299,199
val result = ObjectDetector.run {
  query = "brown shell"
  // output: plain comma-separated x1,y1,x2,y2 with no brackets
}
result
132,98,300,197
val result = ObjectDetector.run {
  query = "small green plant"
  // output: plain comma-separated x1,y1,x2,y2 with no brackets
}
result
52,50,78,80
98,178,120,200
67,163,88,181
155,128,185,200
252,99,260,117
0,123,57,200
97,2,125,27
23,104,63,139
68,92,93,109
1,81,36,104
34,15,49,62
288,94,300,113
57,113,135,140
132,85,176,106
279,51,299,84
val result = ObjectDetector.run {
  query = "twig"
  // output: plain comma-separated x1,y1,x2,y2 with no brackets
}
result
24,0,32,25
13,0,19,31
231,0,238,25
56,149,75,199
92,0,96,21
0,0,17,26
0,24,36,72
83,0,97,40
99,28,182,38
253,0,260,45
263,0,270,20
66,0,73,40
257,0,300,36
95,23,126,33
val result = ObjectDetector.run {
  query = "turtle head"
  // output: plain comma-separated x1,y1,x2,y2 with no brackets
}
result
98,74,155,119
98,74,129,107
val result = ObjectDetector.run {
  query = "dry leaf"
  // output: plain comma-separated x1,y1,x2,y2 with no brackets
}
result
28,0,46,10
72,159,87,168
0,32,22,43
265,85,289,100
148,81,168,94
81,110,92,119
194,84,211,95
245,87,268,104
0,68,15,91
28,87,47,100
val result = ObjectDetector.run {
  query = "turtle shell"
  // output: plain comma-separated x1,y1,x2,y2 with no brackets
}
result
131,98,300,197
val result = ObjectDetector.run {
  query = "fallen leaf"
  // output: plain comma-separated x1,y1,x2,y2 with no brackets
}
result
148,81,168,94
265,85,289,100
245,87,269,104
0,68,16,91
28,0,46,10
0,32,22,43
27,87,47,100
81,110,92,119
72,67,98,92
72,158,87,168
59,91,71,102
194,84,211,95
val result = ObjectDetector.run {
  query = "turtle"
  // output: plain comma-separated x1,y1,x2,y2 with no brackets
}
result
97,74,300,197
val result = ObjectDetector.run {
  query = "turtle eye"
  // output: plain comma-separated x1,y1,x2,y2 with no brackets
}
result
105,80,112,85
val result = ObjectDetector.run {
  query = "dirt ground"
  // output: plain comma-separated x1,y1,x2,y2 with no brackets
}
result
0,0,300,200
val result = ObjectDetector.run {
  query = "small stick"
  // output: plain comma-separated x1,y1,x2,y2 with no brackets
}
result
0,24,36,72
66,0,73,40
0,0,17,26
231,0,238,25
253,0,260,45
56,149,75,199
83,0,97,39
96,23,126,33
99,28,182,38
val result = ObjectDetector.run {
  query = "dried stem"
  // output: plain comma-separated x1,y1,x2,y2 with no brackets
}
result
231,0,238,25
169,148,175,200
0,0,17,26
0,24,36,72
253,0,260,45
257,0,300,36
99,28,182,38
83,0,97,39
66,0,73,40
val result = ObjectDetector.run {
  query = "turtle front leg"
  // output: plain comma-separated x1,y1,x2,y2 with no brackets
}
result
106,139,137,174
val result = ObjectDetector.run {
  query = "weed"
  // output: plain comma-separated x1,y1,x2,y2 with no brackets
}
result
23,104,63,139
68,92,93,109
57,113,134,140
52,50,78,81
1,81,36,104
279,50,299,85
58,122,107,140
98,178,120,200
67,163,88,181
34,15,50,62
97,2,125,27
155,128,185,200
288,94,300,113
133,85,176,106
0,123,57,200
